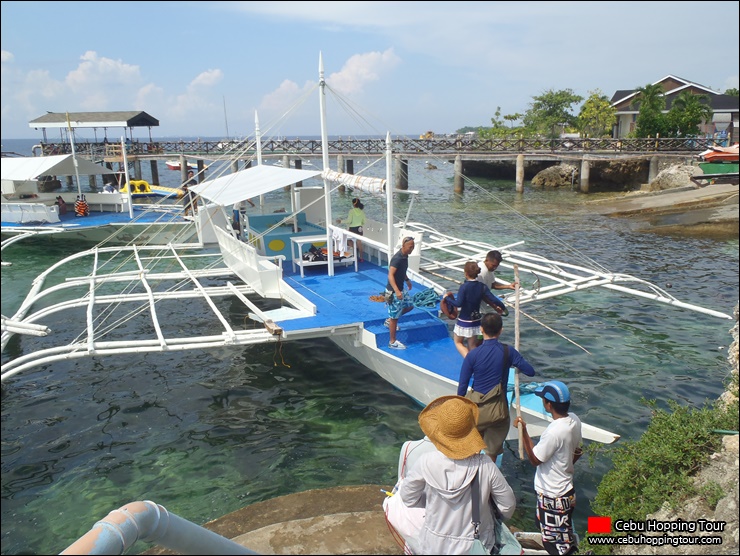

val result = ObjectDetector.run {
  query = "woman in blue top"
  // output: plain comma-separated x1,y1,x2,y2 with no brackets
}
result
445,261,507,357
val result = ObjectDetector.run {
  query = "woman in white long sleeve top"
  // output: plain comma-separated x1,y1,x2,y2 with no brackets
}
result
399,395,516,555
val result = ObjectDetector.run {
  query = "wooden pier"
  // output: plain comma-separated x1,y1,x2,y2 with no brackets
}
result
36,136,717,194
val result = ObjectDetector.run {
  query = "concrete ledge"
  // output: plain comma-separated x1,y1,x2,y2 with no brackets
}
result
144,485,403,555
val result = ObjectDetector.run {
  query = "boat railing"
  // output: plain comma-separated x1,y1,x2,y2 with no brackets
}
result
60,500,256,555
333,222,391,267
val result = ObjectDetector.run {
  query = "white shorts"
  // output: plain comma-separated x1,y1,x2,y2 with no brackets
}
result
454,324,481,338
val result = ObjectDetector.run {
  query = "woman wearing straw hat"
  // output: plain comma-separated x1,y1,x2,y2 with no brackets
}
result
399,395,516,554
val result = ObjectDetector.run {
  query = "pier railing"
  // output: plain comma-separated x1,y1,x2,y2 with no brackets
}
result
38,136,717,159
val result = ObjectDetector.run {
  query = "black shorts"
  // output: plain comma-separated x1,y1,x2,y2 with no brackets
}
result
349,226,363,235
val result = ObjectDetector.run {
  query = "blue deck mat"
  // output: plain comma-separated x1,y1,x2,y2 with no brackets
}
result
278,260,463,384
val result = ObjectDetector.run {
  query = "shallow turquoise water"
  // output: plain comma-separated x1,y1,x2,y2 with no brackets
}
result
1,155,737,555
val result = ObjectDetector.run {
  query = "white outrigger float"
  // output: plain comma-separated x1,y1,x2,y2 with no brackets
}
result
1,56,732,454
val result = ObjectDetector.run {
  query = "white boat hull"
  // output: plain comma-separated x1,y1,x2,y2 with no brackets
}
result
329,331,619,445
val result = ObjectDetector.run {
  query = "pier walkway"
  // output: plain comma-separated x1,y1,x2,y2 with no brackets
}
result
37,136,716,161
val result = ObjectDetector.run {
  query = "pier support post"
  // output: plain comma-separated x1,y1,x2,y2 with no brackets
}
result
579,159,590,193
346,160,354,175
196,160,206,182
133,159,142,180
295,158,303,187
179,155,187,184
150,161,159,186
648,156,660,184
231,160,239,174
283,155,290,191
516,154,524,193
337,154,345,192
89,175,97,190
395,156,409,190
454,155,463,193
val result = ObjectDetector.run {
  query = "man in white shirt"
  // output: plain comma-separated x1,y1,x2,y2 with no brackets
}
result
477,250,517,292
515,381,583,555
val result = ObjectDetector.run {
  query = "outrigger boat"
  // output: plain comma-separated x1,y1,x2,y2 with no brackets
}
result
1,153,200,246
1,56,732,455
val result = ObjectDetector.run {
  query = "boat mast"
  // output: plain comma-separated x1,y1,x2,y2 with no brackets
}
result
318,52,334,276
121,137,134,218
254,112,264,208
385,132,394,254
65,112,83,199
223,95,230,139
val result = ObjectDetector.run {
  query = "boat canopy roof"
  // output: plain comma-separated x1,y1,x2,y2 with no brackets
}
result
1,154,110,181
28,111,159,130
190,164,322,207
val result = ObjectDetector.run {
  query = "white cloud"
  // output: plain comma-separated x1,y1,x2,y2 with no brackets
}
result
135,83,165,111
327,49,401,95
65,51,141,98
190,69,223,89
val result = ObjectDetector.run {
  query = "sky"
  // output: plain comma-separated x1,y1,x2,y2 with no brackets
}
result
1,1,738,141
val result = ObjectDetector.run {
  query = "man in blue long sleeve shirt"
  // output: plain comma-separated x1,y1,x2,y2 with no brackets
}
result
457,312,536,460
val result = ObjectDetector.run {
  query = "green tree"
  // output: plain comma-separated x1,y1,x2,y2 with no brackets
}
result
503,113,522,129
632,83,667,138
666,90,713,137
522,89,583,138
577,89,616,137
724,87,739,96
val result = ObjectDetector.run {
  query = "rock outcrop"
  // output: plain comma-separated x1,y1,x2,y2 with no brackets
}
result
530,163,579,188
643,164,703,192
530,159,651,191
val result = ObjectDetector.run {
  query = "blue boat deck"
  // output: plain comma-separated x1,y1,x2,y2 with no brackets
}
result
276,260,547,418
2,205,187,230
278,260,464,386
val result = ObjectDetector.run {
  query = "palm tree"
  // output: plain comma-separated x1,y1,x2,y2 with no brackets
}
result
668,90,713,137
632,83,667,137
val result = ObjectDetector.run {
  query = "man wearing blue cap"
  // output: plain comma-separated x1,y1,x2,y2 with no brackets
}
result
514,381,583,555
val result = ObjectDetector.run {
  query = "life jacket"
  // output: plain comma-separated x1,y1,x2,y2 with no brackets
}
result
75,195,90,217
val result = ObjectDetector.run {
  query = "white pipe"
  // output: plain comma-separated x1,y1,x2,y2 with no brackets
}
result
60,500,256,555
0,318,50,336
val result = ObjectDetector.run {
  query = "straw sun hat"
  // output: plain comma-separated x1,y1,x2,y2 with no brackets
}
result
418,395,486,460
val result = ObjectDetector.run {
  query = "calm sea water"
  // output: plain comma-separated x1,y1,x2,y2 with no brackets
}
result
2,138,738,555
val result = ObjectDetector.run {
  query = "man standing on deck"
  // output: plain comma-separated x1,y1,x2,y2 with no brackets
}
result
385,236,416,350
515,381,583,556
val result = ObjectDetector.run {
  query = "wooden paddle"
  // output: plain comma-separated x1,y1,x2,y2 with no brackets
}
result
514,265,523,459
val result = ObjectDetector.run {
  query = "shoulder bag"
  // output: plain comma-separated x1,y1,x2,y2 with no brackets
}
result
465,344,510,427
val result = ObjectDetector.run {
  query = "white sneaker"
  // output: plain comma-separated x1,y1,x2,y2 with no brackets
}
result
384,319,400,331
388,340,406,350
